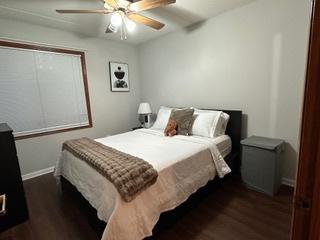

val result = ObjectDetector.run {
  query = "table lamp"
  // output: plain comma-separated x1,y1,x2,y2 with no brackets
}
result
138,102,152,128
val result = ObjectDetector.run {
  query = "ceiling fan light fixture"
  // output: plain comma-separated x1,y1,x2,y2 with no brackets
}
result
106,23,119,33
126,20,136,32
110,12,123,27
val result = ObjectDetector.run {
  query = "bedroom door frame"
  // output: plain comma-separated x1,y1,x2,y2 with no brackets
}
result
291,0,320,239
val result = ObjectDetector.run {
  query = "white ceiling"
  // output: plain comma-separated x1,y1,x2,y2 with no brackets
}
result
0,0,255,44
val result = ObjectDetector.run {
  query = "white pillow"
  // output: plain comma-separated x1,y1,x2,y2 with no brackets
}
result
191,109,222,138
151,106,173,130
214,112,230,136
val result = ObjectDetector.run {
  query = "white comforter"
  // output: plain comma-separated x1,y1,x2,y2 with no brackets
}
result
55,129,231,240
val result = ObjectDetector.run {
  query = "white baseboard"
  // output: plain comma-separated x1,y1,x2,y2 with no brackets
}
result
282,178,296,187
22,166,55,181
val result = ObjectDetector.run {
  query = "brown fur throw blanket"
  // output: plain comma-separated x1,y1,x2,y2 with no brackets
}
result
62,137,158,202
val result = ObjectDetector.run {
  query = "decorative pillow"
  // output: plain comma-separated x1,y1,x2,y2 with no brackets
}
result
191,109,222,138
167,108,195,136
151,106,173,130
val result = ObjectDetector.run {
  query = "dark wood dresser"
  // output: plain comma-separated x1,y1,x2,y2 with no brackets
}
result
0,123,28,231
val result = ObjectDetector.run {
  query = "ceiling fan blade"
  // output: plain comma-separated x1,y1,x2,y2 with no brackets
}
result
128,14,165,30
105,0,118,9
128,0,176,12
56,9,113,14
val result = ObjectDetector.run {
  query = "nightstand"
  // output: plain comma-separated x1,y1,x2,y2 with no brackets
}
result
240,136,285,195
0,123,29,231
132,126,143,130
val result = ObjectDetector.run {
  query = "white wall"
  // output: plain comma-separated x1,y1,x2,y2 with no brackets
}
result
0,0,312,181
138,0,312,181
0,18,141,175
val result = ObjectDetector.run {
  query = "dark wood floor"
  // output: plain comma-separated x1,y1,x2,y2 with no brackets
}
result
0,174,293,240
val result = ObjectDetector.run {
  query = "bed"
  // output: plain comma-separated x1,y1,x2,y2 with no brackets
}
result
54,109,242,240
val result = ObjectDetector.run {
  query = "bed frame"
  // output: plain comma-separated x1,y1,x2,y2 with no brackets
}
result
60,109,243,235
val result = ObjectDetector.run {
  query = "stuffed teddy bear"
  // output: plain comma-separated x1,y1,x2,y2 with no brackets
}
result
164,119,177,137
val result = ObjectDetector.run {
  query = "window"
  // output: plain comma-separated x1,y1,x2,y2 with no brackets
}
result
0,41,92,139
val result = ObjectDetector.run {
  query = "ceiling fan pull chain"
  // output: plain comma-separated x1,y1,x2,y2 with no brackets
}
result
123,18,128,40
120,14,127,40
120,23,123,40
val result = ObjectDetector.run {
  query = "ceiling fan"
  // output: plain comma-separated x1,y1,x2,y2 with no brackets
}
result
56,0,176,40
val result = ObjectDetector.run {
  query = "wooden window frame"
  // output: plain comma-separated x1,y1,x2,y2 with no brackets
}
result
0,40,93,140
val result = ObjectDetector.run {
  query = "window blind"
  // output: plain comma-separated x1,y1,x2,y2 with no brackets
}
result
0,42,91,138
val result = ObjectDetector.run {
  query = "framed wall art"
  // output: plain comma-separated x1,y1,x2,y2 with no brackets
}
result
109,61,129,92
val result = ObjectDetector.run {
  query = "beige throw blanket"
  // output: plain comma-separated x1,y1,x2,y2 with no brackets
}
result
62,137,158,202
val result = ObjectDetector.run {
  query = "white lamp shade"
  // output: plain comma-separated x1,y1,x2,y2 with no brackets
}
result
138,102,152,114
110,12,123,27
